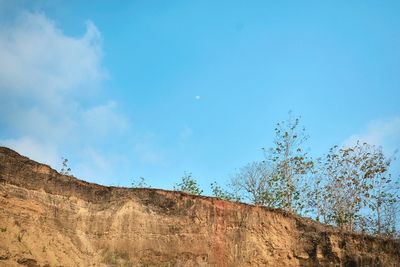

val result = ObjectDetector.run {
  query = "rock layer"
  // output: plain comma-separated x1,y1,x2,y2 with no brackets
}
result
0,147,399,266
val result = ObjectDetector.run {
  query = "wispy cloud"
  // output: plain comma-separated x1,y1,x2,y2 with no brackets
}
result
0,12,105,101
344,116,400,154
134,142,166,165
0,11,129,182
82,101,129,138
179,127,193,144
0,136,59,168
0,10,183,185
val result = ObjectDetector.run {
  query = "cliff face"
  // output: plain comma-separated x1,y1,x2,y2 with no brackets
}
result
0,147,398,267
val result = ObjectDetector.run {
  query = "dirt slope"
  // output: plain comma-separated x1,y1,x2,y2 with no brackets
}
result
0,147,399,266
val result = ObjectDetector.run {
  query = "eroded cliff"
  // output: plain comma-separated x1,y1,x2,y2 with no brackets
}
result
0,147,399,266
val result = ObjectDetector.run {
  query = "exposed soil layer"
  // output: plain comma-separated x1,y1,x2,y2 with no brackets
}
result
0,147,399,266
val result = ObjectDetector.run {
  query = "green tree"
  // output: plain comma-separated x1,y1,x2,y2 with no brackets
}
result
380,199,399,237
60,157,71,175
210,181,241,202
322,142,389,231
174,172,203,195
304,157,326,221
263,114,313,212
231,161,282,206
368,150,399,235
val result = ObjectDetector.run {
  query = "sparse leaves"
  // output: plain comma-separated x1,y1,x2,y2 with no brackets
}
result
309,142,396,233
60,157,71,175
263,113,313,212
210,182,241,202
174,172,203,195
131,177,150,188
231,161,280,206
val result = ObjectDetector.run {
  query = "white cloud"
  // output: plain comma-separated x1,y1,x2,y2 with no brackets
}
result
73,147,112,183
0,11,129,182
1,136,59,167
0,10,174,185
0,12,105,101
82,101,129,138
344,116,400,153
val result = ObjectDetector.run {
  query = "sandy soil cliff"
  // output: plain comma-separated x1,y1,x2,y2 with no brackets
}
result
0,147,399,267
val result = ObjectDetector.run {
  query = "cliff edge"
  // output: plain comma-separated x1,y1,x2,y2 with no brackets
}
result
0,147,399,266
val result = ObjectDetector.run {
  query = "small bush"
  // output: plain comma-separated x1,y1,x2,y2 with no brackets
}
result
174,172,203,195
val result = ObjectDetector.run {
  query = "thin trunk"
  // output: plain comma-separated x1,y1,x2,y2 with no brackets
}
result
349,217,353,232
285,141,292,212
377,203,381,234
316,186,321,222
376,178,383,235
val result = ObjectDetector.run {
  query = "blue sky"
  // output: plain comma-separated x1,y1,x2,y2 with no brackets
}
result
0,1,399,193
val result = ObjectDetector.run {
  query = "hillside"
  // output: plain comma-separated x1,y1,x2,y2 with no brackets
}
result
0,146,399,266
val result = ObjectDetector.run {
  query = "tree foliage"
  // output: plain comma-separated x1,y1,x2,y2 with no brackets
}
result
60,157,71,175
263,114,313,212
231,161,279,206
131,177,150,188
174,172,203,195
210,182,241,201
228,113,399,237
306,142,398,234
